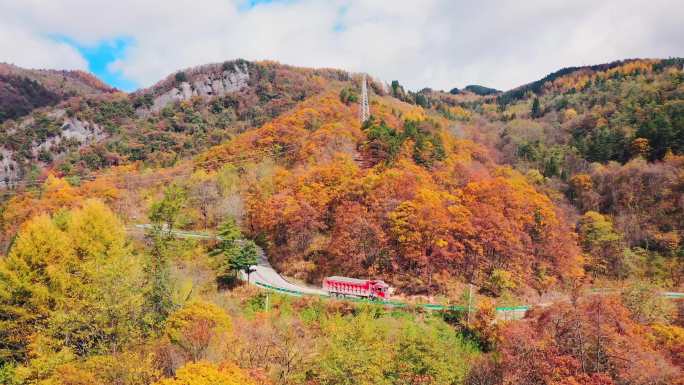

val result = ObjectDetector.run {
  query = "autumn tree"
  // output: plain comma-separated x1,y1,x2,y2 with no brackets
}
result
164,301,232,362
315,313,392,385
313,310,477,385
0,215,72,362
0,201,142,366
187,170,222,229
144,184,187,330
577,211,624,277
153,361,254,385
495,296,682,385
390,319,475,385
630,137,651,158
621,281,676,324
49,200,142,356
232,314,315,385
210,218,257,282
326,202,389,277
389,188,471,293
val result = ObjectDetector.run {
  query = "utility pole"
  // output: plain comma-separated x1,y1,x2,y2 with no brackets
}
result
360,74,370,123
467,283,473,326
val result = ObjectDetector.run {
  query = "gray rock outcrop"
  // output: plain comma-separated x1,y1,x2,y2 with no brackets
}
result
150,63,250,112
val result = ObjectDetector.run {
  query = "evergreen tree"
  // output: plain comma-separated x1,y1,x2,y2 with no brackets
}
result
391,80,404,99
210,218,242,280
210,219,257,282
143,226,175,331
143,185,185,330
415,93,429,108
149,184,187,232
531,97,541,118
233,240,258,283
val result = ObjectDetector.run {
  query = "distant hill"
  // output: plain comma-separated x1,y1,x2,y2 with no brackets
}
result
0,60,353,184
0,63,115,122
463,84,500,96
496,58,684,105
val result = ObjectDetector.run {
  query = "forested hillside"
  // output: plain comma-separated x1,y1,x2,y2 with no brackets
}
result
448,59,684,286
0,60,349,185
195,89,582,296
0,63,114,123
0,58,682,385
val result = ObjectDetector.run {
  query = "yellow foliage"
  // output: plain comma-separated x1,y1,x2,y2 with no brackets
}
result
153,362,254,385
630,137,650,157
165,301,233,361
562,108,578,122
67,199,127,261
1,200,141,369
14,335,76,384
83,351,161,385
1,174,121,244
649,323,684,365
9,214,74,274
447,105,472,120
570,174,593,192
42,174,78,208
37,364,101,385
196,90,360,171
403,107,427,121
550,60,656,93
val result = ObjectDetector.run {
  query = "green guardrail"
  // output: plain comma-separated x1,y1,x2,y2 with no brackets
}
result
133,225,681,310
253,281,530,313
254,281,304,296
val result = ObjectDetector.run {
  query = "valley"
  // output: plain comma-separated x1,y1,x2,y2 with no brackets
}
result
0,57,682,385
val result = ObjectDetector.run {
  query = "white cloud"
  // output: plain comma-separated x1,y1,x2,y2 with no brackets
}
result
0,0,682,91
0,21,87,70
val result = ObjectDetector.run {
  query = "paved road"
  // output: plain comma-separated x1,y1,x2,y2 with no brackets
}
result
130,224,325,296
241,246,326,296
128,224,682,319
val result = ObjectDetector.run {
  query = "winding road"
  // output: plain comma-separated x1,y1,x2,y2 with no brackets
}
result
128,224,682,319
130,224,325,296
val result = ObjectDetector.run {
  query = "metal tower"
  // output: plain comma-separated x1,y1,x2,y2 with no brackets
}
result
360,74,370,123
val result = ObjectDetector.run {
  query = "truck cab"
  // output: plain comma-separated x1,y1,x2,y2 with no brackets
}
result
369,280,391,299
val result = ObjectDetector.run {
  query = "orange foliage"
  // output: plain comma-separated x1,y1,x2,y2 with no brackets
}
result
1,173,121,245
649,323,684,367
548,60,657,94
227,92,584,294
497,296,683,385
196,90,362,170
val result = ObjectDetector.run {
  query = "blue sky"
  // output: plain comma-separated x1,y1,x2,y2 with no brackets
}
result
55,36,138,91
53,0,282,92
242,0,279,10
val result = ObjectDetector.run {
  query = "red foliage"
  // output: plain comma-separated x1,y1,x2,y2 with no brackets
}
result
495,297,683,385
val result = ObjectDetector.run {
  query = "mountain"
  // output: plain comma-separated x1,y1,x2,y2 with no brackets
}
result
194,86,581,295
0,57,682,385
449,57,684,282
0,63,114,123
0,60,351,184
0,59,684,293
1,58,682,284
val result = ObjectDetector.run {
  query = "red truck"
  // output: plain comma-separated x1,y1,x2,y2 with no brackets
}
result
323,276,392,300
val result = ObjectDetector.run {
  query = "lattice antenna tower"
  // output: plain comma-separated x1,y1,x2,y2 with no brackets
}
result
360,73,370,123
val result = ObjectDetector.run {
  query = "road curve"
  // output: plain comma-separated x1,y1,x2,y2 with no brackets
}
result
128,224,682,318
130,224,325,296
